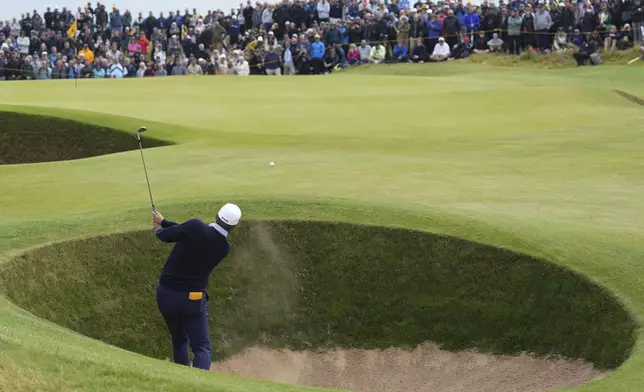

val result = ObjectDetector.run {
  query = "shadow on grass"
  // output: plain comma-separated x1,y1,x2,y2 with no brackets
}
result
0,220,636,369
0,111,172,165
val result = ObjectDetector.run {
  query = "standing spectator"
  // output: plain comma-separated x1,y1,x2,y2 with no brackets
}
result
597,2,612,36
431,36,450,61
262,3,274,32
410,38,428,63
212,21,227,51
521,6,537,51
396,16,411,48
110,8,124,35
581,5,596,34
282,40,296,74
264,47,282,75
464,5,480,35
441,10,461,49
137,31,150,58
17,31,29,55
409,13,426,50
507,8,522,55
318,0,331,23
533,4,552,51
310,34,326,73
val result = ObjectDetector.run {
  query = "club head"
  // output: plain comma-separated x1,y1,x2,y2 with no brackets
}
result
135,126,147,141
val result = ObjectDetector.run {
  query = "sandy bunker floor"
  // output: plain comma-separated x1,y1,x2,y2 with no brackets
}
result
211,342,607,392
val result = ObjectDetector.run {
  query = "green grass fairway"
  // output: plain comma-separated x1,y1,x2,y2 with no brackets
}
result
1,63,644,391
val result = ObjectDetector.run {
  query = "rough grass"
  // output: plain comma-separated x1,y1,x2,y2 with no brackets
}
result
0,220,636,370
0,111,171,164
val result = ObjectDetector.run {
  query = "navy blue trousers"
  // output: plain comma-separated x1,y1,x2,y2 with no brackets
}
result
156,285,211,370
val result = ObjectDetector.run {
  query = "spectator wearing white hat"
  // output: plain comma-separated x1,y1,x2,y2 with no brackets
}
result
431,36,450,61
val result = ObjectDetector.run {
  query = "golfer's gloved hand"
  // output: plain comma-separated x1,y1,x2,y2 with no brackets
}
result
152,211,165,227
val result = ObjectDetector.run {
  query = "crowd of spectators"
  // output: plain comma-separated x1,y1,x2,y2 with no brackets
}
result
1,0,642,79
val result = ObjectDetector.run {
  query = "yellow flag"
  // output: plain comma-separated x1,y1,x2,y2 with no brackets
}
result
181,25,188,41
67,20,78,39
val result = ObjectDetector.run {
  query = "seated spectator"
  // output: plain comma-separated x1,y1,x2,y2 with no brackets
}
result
346,43,360,65
431,37,450,61
187,57,203,75
618,24,634,51
295,48,312,75
249,49,265,74
369,42,386,64
264,47,282,75
410,38,428,63
358,40,371,64
35,59,51,79
108,60,126,78
573,38,599,66
51,59,67,79
323,46,342,73
79,60,93,77
487,33,503,53
78,43,94,63
156,63,168,76
473,31,489,54
217,55,228,75
136,61,146,77
93,60,106,78
144,62,155,77
171,57,188,75
451,35,473,59
127,37,141,57
553,27,568,52
392,39,408,62
205,58,217,75
234,52,250,76
569,28,585,50
604,25,618,53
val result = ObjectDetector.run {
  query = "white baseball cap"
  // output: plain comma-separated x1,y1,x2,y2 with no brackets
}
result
218,203,242,226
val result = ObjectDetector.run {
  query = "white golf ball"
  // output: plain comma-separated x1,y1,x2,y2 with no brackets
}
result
269,161,275,167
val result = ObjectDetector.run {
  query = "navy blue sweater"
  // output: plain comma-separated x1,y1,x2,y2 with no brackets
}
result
155,218,230,292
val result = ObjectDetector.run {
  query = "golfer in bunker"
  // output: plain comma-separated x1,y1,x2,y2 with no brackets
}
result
152,203,242,370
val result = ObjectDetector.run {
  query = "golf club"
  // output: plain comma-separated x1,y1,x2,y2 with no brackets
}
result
136,126,156,212
613,89,644,107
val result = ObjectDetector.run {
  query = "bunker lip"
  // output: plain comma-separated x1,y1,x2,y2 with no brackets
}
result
0,220,636,387
211,342,609,392
0,111,171,165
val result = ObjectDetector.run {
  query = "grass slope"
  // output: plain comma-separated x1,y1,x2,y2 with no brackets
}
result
0,111,171,164
0,65,643,391
1,221,634,369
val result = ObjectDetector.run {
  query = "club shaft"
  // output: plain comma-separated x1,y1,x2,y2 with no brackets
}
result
137,139,156,212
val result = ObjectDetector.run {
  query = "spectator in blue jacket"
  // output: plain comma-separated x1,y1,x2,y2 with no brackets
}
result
109,8,124,34
310,34,326,74
463,6,480,33
393,39,408,62
427,13,442,51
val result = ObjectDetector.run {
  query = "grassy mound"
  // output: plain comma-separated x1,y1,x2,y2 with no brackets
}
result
0,220,636,369
0,111,171,164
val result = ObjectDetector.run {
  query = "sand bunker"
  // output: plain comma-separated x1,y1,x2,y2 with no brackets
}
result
211,342,607,392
